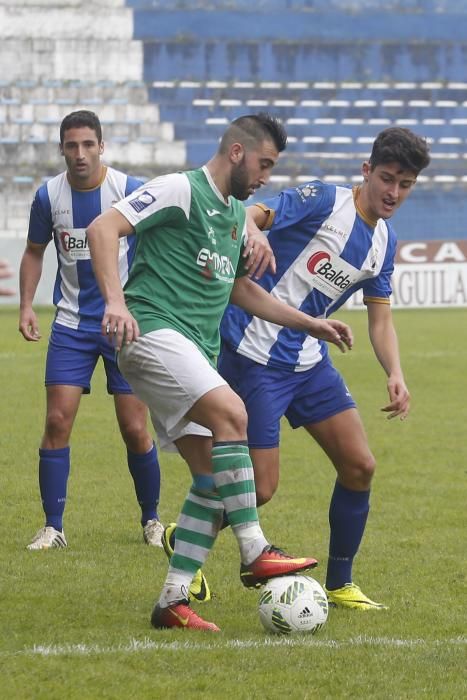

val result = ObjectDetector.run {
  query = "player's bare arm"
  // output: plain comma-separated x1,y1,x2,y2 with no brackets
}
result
367,301,410,420
243,209,276,279
18,240,47,341
87,208,139,350
231,276,353,352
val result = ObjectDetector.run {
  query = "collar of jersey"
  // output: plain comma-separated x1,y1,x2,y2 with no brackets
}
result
66,165,107,192
353,185,378,229
202,165,231,207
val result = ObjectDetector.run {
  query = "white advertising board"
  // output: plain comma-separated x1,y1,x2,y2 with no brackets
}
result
345,240,467,309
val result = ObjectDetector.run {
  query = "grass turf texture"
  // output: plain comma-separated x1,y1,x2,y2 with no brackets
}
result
0,306,465,699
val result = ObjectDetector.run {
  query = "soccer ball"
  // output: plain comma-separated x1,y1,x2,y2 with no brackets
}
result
258,575,328,635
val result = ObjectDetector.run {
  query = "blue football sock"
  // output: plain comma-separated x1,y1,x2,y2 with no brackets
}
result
326,481,370,590
39,446,70,532
127,443,161,526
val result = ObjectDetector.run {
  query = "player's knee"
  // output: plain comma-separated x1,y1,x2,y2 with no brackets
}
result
341,453,376,489
44,409,73,442
228,401,248,435
120,421,152,453
211,396,248,441
360,453,376,483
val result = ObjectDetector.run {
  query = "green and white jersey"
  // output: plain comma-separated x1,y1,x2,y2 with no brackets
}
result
113,166,248,365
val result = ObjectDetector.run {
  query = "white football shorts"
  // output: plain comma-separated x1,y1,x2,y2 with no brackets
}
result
117,328,227,450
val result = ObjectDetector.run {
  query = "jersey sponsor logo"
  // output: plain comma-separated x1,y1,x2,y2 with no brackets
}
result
306,249,359,297
128,190,156,213
206,208,221,217
307,251,331,273
196,247,236,281
60,229,91,260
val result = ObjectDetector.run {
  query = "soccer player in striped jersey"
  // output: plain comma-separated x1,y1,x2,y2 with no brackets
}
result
87,113,353,631
19,110,163,552
219,127,431,611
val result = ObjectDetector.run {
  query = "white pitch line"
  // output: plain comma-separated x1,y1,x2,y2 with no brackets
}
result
14,635,467,658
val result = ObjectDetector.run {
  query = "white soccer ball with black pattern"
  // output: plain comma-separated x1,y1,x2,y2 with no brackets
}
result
258,575,328,634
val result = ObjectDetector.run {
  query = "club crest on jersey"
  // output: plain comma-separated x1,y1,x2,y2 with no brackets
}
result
129,190,156,213
231,225,238,240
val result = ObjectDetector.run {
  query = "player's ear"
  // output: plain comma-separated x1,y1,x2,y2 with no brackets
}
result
230,142,244,164
362,161,370,181
99,141,105,155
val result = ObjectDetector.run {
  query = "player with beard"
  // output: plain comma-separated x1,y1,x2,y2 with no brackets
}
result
87,113,353,632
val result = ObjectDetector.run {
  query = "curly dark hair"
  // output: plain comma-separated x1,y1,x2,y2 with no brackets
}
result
369,127,431,174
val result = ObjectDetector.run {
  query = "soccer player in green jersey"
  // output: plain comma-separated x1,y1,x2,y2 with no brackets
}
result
87,113,353,632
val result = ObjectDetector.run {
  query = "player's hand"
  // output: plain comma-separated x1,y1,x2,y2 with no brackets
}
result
243,228,276,279
308,317,353,352
19,309,41,341
381,375,410,420
307,317,353,353
102,302,140,351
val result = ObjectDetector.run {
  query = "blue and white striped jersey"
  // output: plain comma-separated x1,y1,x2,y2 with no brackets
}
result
220,181,397,371
28,166,142,332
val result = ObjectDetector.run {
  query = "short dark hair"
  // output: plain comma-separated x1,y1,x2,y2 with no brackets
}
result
219,112,287,154
369,127,430,175
59,110,102,145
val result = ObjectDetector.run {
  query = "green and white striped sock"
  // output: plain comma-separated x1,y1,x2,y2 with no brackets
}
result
212,441,268,564
158,484,223,607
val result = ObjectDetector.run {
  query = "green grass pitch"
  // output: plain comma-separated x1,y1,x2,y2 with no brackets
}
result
0,306,465,699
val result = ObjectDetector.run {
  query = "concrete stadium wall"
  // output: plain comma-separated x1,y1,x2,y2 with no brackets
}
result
0,0,145,304
0,0,181,306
